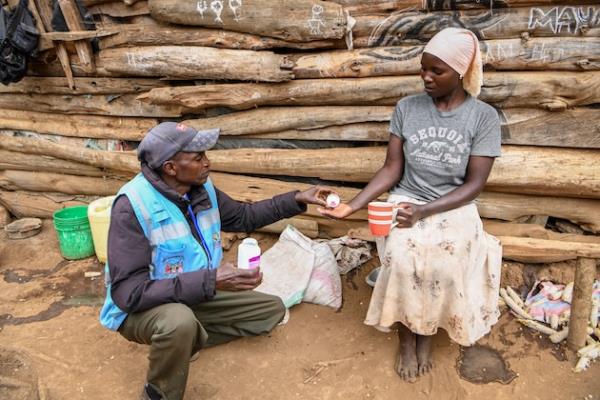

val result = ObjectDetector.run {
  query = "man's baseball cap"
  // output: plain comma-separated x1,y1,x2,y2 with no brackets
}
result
137,122,220,169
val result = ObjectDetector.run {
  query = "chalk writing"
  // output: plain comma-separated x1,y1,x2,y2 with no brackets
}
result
196,0,208,18
229,0,242,22
307,4,325,35
366,10,506,47
126,52,138,67
197,0,244,23
482,41,568,65
528,42,565,63
367,6,600,48
211,0,224,23
528,6,600,34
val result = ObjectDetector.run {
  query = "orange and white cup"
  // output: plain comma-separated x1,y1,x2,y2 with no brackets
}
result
368,201,399,236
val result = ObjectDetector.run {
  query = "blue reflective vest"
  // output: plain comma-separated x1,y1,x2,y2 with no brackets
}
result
99,174,223,331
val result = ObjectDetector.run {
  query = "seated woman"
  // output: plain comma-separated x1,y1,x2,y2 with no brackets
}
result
320,28,502,382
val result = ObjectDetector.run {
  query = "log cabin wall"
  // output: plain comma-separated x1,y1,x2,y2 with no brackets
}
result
0,0,599,263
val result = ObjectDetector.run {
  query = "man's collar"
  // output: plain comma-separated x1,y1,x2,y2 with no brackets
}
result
141,163,212,212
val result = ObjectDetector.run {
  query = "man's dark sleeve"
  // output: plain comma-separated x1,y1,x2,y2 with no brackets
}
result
107,195,216,314
216,188,307,233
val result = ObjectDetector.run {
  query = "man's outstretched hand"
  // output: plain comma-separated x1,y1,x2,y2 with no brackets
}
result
295,186,337,207
216,262,262,291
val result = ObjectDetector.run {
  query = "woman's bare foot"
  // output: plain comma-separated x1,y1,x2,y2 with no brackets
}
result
416,334,433,376
396,324,419,382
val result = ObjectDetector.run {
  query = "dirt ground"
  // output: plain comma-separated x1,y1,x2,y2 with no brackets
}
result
1,221,599,400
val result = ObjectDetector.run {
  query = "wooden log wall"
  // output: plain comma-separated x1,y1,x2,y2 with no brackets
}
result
1,0,599,264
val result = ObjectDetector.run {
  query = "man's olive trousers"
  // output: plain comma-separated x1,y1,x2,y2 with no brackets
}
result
119,290,286,400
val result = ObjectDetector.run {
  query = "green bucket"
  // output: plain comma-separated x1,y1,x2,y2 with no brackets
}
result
53,206,96,260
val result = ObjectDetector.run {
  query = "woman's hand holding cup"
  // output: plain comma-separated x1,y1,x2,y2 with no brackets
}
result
394,202,424,228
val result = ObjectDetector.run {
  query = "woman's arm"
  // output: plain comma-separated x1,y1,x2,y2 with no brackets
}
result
395,155,495,228
320,134,405,218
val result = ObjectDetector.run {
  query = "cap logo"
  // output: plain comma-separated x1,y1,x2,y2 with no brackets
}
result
176,123,188,131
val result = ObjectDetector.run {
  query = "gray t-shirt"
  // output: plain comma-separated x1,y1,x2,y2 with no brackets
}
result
390,93,501,202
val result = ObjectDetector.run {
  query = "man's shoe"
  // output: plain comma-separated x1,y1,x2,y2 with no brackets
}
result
140,383,165,400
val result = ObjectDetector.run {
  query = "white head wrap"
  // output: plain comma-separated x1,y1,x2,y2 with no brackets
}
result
423,27,483,97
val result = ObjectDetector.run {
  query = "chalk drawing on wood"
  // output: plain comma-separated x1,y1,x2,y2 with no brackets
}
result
229,0,242,22
196,0,208,18
307,4,325,35
211,0,224,23
528,6,599,35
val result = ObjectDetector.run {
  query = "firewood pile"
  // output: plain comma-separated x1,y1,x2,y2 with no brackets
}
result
0,0,599,263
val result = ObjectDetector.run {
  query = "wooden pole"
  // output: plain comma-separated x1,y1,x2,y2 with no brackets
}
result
567,257,597,350
98,23,341,51
0,189,95,219
0,170,125,196
0,109,155,140
201,146,600,199
258,218,319,238
57,0,96,73
0,136,139,173
148,0,346,42
31,0,75,89
1,136,599,200
97,46,294,82
352,5,600,47
89,1,149,17
292,38,600,79
184,106,394,136
0,203,11,228
0,93,183,117
337,0,600,14
141,72,600,112
497,237,600,263
0,77,163,95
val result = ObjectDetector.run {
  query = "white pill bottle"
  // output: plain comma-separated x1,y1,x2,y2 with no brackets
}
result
237,238,261,269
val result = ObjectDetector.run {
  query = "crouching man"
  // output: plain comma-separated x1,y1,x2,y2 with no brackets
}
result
99,122,330,400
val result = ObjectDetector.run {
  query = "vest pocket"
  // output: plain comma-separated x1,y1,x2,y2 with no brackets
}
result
155,244,186,278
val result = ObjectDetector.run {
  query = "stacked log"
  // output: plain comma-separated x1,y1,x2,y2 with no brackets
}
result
0,0,599,264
